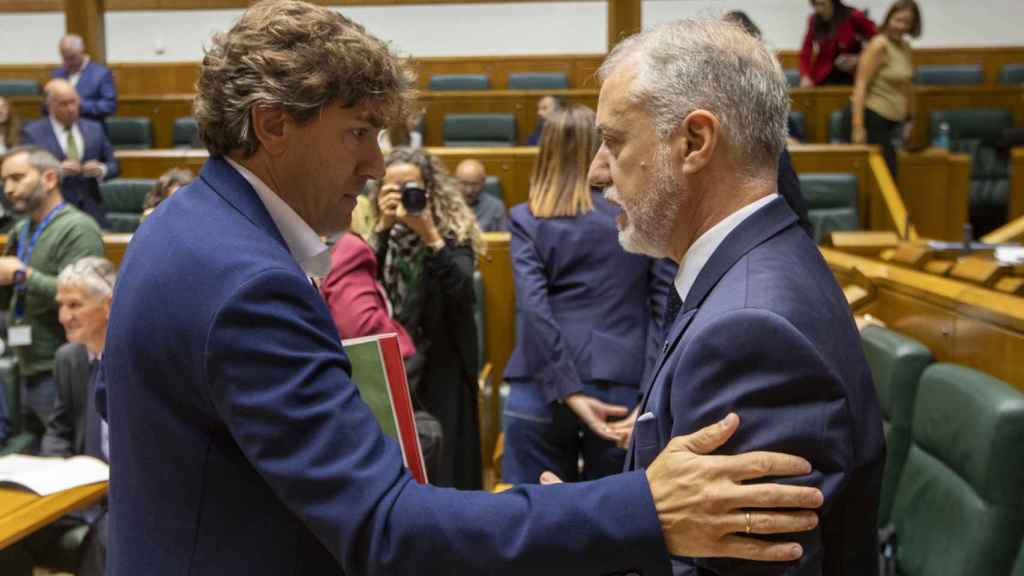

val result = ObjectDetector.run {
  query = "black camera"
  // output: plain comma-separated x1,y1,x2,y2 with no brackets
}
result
400,182,429,214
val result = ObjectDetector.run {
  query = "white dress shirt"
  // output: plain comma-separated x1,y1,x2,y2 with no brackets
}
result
225,157,331,278
674,194,779,304
49,115,84,159
69,57,90,87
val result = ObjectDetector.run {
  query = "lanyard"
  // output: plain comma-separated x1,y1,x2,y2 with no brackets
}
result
13,202,64,319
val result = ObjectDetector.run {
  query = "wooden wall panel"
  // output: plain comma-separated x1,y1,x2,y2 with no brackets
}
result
411,54,605,91
1011,148,1024,222
908,85,1024,148
896,149,970,241
0,0,62,11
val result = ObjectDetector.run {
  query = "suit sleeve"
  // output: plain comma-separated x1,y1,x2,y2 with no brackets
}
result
669,308,852,575
40,349,75,457
80,68,118,118
509,213,584,402
98,130,120,180
19,125,35,146
206,268,671,576
424,239,474,302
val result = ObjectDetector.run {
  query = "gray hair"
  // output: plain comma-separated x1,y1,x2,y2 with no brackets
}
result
2,145,62,180
599,18,789,172
60,35,85,53
58,257,117,298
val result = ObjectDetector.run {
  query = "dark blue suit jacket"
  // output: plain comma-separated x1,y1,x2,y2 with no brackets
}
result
101,156,672,575
20,117,118,228
627,197,884,575
504,192,672,402
52,62,118,122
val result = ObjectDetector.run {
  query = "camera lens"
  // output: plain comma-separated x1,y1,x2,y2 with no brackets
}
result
401,183,428,214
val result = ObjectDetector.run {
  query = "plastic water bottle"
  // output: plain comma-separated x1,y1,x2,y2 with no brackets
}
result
934,121,951,150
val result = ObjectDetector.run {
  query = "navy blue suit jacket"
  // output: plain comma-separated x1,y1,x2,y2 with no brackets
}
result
52,62,118,122
504,192,672,402
101,156,672,575
627,197,884,575
20,117,118,228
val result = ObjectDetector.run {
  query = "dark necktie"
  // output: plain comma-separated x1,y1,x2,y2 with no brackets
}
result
84,359,105,462
665,288,683,327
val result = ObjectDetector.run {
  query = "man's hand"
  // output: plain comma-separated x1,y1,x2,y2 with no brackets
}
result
61,160,82,176
82,160,105,178
0,257,23,286
648,413,822,562
563,393,628,442
607,405,639,449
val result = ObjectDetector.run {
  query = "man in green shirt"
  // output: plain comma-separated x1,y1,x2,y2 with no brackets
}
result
0,146,103,449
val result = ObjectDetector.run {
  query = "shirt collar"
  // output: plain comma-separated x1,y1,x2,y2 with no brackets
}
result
674,193,778,304
224,157,330,278
49,114,76,134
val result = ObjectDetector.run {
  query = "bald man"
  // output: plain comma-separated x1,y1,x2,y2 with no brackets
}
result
455,159,507,232
21,79,119,227
51,35,118,123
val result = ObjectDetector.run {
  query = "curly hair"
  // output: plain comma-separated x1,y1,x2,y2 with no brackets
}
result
368,147,485,256
195,0,415,157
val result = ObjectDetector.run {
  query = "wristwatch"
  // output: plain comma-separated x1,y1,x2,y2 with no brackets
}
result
12,267,27,285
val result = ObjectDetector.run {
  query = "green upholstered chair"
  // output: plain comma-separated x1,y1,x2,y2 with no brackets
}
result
443,114,517,147
172,117,199,148
999,64,1024,85
483,175,504,203
914,65,984,85
788,111,806,142
828,109,847,143
797,173,859,242
860,326,932,526
0,79,41,97
101,178,156,233
506,72,569,90
428,74,490,91
105,116,153,149
888,364,1024,576
929,108,1013,234
784,68,801,88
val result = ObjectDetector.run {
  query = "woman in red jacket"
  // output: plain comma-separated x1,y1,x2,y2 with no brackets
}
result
799,0,877,87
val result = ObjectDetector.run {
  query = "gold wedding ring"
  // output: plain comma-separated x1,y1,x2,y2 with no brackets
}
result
745,511,752,534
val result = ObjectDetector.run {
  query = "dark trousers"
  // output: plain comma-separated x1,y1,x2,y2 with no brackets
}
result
502,380,634,484
19,371,55,452
843,106,903,177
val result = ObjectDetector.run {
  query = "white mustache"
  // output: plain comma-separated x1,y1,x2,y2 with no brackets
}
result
602,186,620,204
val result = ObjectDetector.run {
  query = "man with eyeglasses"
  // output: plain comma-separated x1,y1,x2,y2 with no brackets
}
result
455,158,507,232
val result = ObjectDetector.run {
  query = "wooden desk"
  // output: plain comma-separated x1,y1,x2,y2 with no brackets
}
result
0,483,107,549
823,247,1024,390
897,149,971,241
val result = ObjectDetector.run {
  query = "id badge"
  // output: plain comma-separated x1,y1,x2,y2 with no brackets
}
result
8,325,32,347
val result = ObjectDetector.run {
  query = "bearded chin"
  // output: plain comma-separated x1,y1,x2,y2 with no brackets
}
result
616,154,678,259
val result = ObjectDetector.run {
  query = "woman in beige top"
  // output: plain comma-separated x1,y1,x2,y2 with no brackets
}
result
851,0,921,175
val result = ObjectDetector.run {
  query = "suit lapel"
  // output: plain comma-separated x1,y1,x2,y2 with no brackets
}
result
39,122,66,162
79,121,96,160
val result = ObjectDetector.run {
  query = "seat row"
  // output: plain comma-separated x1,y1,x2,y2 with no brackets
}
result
782,63,1024,88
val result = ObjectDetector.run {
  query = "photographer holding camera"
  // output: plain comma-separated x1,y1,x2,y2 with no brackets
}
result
371,147,485,490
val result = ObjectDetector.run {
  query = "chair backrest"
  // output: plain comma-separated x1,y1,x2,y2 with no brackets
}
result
483,175,504,203
506,72,569,90
105,117,153,149
797,173,859,242
828,109,846,143
914,64,984,86
0,79,41,97
787,111,806,142
101,178,155,232
783,68,801,88
473,270,485,372
889,363,1024,576
860,326,932,526
429,74,490,91
443,114,517,147
930,108,1013,211
999,64,1024,85
172,117,199,148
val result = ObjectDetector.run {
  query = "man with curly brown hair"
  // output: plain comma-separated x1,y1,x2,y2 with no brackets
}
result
100,2,823,574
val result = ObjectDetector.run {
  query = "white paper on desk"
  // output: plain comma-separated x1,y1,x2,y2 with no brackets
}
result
995,247,1024,265
0,454,108,496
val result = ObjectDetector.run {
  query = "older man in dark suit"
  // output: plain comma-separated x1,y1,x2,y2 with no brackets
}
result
21,79,118,228
589,19,885,576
